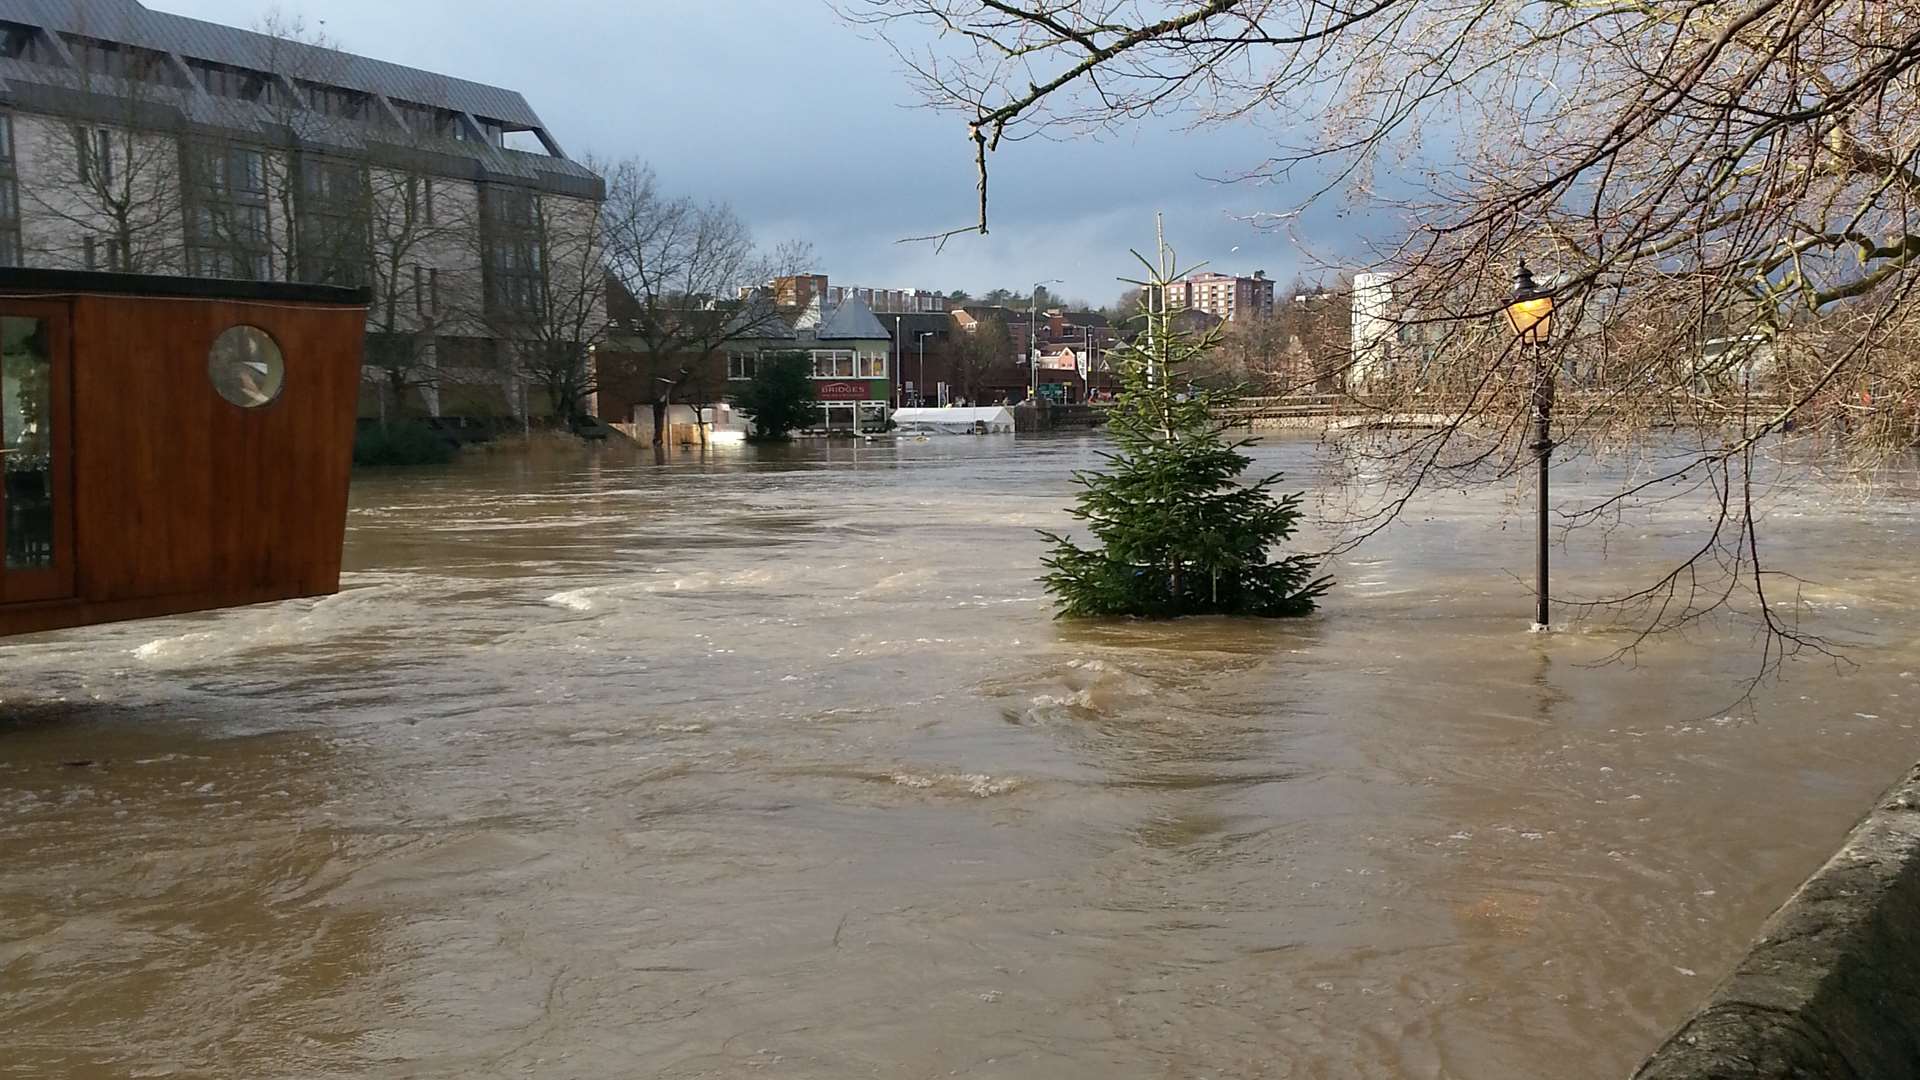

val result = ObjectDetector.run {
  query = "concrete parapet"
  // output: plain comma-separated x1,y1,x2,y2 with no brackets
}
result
1633,764,1920,1079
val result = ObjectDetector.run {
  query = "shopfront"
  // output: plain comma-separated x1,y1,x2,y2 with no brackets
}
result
815,373,891,432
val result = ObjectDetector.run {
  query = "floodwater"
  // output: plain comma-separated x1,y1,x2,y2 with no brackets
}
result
3,433,1918,1080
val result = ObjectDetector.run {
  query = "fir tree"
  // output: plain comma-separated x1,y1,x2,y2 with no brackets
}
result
1041,243,1330,618
735,351,817,442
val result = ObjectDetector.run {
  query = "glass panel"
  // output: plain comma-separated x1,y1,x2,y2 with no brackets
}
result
208,325,285,408
2,316,53,570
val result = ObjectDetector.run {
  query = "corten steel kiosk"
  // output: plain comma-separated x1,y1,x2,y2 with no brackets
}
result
0,269,368,639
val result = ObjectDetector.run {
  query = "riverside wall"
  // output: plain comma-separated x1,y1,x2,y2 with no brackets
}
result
1632,763,1920,1079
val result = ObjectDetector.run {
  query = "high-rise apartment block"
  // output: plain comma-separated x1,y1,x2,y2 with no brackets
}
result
1175,270,1275,322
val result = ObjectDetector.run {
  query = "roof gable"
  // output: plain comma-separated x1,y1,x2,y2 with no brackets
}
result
815,296,890,341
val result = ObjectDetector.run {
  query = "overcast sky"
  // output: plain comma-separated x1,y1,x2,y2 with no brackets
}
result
149,0,1374,306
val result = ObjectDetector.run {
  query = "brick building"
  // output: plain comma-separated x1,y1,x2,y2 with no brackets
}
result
1175,271,1275,323
951,305,1117,404
770,273,950,314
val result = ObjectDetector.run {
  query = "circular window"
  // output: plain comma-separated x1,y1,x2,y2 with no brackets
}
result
208,326,285,408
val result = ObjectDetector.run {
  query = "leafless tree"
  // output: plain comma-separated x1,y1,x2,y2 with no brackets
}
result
23,19,189,273
360,164,478,422
479,184,607,421
1103,285,1147,326
600,160,808,445
845,0,1920,680
355,79,492,423
940,313,1011,403
1207,314,1286,391
1269,280,1352,394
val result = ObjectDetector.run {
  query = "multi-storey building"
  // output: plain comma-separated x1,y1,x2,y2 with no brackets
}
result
1349,271,1455,387
823,283,948,314
1175,270,1275,323
771,273,830,311
0,0,605,419
772,273,951,315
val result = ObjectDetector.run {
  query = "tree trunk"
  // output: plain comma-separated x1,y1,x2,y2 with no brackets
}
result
651,397,669,447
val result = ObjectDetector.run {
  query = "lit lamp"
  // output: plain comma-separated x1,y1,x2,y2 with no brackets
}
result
1505,260,1556,632
1505,261,1555,344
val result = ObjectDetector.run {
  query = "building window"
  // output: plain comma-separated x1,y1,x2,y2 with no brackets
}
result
485,187,544,318
810,349,854,378
820,402,856,432
298,81,367,120
188,58,272,102
83,236,123,272
296,156,371,287
727,352,757,381
391,99,450,137
859,353,886,378
0,114,18,266
423,178,437,225
189,144,271,280
74,127,112,186
411,266,444,317
61,35,181,87
0,22,46,63
206,325,285,409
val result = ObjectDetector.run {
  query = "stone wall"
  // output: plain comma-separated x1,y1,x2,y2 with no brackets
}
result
1633,763,1920,1079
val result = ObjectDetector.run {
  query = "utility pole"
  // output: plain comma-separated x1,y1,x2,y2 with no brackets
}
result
1030,278,1060,403
1029,293,1038,403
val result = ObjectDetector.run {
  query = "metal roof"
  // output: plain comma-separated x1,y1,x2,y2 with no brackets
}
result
813,297,891,341
0,0,600,196
0,0,544,125
728,297,797,340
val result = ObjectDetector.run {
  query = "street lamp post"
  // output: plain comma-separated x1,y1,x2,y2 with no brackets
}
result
1030,279,1061,403
916,331,934,406
1505,260,1557,631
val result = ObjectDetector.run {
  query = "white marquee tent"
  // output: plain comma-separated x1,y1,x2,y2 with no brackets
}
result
892,406,1017,435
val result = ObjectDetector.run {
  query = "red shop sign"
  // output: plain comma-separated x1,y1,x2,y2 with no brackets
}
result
816,380,873,401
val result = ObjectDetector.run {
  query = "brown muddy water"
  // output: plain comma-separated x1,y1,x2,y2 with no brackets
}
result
3,433,1918,1079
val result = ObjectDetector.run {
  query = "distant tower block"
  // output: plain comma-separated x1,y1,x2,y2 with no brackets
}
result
1350,272,1396,387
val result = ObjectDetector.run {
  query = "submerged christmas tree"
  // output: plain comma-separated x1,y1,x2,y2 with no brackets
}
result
1041,238,1330,619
